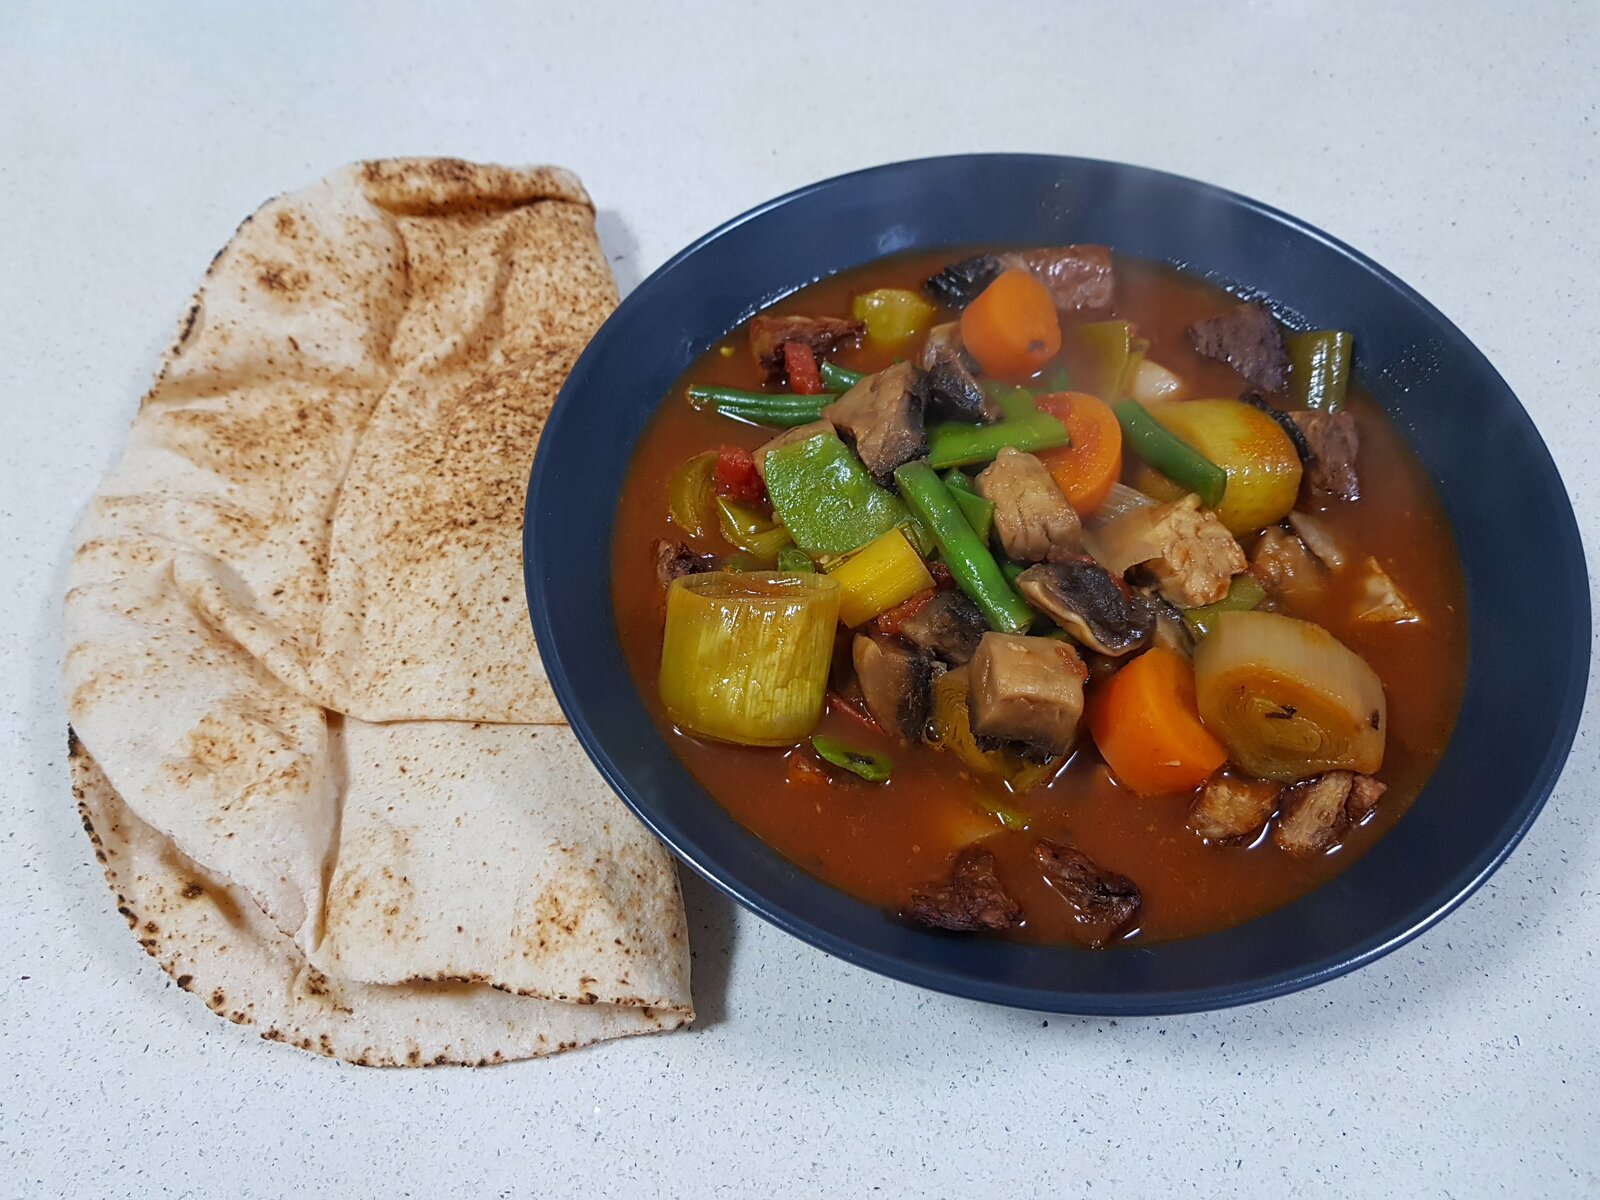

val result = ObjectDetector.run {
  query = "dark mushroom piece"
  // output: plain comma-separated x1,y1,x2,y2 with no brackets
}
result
923,255,1003,310
852,633,934,744
1273,770,1355,855
898,590,988,667
1034,840,1141,948
919,322,1000,424
653,540,716,589
1015,560,1155,657
906,846,1022,932
821,362,929,484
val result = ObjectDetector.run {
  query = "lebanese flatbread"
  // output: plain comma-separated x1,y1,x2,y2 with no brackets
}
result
62,158,692,1063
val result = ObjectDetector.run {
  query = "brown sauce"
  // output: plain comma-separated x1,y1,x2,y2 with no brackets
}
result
611,250,1468,946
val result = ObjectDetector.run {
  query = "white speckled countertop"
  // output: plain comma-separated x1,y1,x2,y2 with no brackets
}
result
3,3,1597,1196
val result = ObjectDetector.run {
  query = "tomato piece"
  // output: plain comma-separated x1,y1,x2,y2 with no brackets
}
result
782,341,824,395
713,446,766,505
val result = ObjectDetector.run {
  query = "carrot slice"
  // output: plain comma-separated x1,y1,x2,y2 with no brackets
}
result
958,268,1061,382
1033,391,1123,514
1087,648,1227,796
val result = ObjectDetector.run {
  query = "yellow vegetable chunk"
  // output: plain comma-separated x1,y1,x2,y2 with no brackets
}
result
851,287,936,348
659,571,840,746
1146,399,1302,534
1193,610,1386,782
825,527,935,628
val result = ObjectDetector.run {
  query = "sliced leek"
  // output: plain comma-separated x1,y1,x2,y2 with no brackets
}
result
659,572,840,746
1193,610,1386,782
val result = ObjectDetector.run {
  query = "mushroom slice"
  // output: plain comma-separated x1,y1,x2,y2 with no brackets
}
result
1015,559,1155,657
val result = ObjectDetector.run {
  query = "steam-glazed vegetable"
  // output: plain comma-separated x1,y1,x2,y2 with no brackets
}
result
1087,647,1227,796
852,287,937,348
960,268,1061,382
659,572,840,746
827,527,935,628
1193,610,1386,782
623,242,1465,948
1143,399,1303,535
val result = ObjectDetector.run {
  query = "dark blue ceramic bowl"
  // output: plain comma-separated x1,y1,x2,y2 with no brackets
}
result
526,155,1589,1014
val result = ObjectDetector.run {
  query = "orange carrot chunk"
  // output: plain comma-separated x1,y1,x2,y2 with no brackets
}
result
959,268,1061,383
1033,391,1124,515
1087,648,1227,796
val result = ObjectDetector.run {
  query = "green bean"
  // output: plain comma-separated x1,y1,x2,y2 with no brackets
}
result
1286,330,1352,413
894,461,1034,634
941,469,994,542
819,362,863,392
1181,575,1267,639
1113,399,1228,508
811,735,892,783
688,385,831,427
925,413,1070,470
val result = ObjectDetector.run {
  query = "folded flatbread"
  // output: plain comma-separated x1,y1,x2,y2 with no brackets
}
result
62,159,691,1063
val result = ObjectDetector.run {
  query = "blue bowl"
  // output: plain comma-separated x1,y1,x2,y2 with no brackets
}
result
526,155,1589,1015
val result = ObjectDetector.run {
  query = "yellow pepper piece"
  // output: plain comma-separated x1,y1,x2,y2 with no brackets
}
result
659,572,840,746
824,527,935,628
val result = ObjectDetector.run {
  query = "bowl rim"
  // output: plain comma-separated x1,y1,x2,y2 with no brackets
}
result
526,153,1591,1015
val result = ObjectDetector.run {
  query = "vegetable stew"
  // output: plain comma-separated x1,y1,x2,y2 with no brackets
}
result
612,248,1466,947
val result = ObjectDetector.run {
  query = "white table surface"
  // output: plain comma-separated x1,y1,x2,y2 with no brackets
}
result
4,3,1597,1196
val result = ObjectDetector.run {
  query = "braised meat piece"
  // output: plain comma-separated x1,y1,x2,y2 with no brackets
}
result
1015,559,1155,657
852,633,934,743
654,540,715,589
1292,410,1361,501
898,590,987,667
906,846,1022,932
1273,771,1355,856
1188,772,1282,843
1000,244,1115,310
967,632,1087,757
1093,494,1246,607
748,314,863,384
975,447,1083,563
923,254,1003,310
1188,302,1288,393
1034,840,1141,947
1345,774,1388,822
1251,526,1326,603
821,362,928,484
753,419,835,480
919,322,999,423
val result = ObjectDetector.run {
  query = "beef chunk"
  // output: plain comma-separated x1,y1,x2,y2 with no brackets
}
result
753,419,835,481
898,590,987,666
1292,410,1361,501
1015,559,1155,657
852,633,934,743
968,632,1086,757
1034,840,1141,947
906,846,1022,932
1345,774,1388,822
821,362,928,483
976,447,1083,563
920,322,999,423
923,255,1003,310
1188,772,1282,843
1095,494,1247,607
1188,302,1288,393
1273,771,1355,856
748,314,864,384
654,540,715,589
1000,244,1115,310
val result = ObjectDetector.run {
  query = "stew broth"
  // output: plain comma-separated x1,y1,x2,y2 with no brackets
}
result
611,250,1467,946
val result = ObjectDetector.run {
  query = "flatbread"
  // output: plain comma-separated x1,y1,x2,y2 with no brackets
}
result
62,158,692,1063
72,738,687,1066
